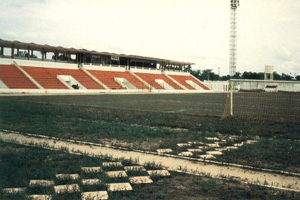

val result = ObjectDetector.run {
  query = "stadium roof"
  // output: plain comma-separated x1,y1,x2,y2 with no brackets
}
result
0,39,194,65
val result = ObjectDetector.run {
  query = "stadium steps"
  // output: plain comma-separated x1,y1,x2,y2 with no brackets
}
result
88,70,147,90
79,66,109,89
22,67,105,89
169,74,210,90
134,73,183,90
121,71,149,89
163,73,187,90
0,64,38,89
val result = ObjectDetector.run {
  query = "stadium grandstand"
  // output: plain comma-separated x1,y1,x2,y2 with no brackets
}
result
0,39,210,94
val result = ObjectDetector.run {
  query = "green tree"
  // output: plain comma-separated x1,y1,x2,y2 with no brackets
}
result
184,65,192,73
14,51,37,58
273,72,281,80
232,72,241,79
191,69,201,80
281,73,292,80
52,53,68,61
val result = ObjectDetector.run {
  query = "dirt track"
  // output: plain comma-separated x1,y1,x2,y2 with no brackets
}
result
0,131,299,192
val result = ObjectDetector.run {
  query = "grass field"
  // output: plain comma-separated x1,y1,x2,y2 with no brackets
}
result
0,93,299,173
1,141,299,200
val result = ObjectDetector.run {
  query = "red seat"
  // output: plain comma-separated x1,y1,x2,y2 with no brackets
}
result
169,74,209,90
88,70,149,90
22,67,104,89
0,65,38,89
135,73,182,90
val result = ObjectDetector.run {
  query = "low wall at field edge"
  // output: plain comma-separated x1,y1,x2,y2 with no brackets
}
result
0,88,217,95
231,80,300,92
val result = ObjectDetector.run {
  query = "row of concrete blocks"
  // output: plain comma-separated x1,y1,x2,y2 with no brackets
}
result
2,163,171,200
2,188,108,200
156,139,258,159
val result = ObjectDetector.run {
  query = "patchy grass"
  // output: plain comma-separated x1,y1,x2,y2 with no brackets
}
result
0,141,100,189
217,139,300,173
109,172,300,200
1,141,299,200
0,94,299,173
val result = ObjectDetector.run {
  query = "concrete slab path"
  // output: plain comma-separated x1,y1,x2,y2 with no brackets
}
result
0,131,299,192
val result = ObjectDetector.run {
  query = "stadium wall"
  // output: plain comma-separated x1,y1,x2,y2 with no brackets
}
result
230,79,300,92
204,81,229,92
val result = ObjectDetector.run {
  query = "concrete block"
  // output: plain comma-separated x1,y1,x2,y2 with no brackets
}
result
198,154,216,159
2,187,26,194
206,143,220,147
225,146,238,150
177,143,191,147
81,191,108,200
81,167,103,173
29,180,55,187
54,184,80,194
124,166,146,172
178,152,193,157
106,183,132,191
102,162,123,167
205,137,219,141
187,149,203,152
215,148,227,151
55,174,80,180
105,171,128,178
188,141,205,145
147,170,170,177
156,149,173,154
246,140,258,144
27,195,52,200
234,142,244,147
81,179,101,185
206,151,223,155
197,146,208,149
129,176,153,184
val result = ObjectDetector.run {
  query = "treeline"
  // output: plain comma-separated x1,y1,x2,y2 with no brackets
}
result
185,67,300,81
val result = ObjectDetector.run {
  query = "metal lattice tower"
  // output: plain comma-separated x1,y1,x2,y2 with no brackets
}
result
229,0,240,76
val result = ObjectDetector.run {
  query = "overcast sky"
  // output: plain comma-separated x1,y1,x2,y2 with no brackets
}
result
0,0,299,76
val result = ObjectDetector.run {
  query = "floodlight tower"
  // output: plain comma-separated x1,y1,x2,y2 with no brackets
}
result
229,0,240,76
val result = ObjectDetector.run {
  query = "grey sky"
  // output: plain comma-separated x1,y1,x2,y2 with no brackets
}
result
0,0,299,75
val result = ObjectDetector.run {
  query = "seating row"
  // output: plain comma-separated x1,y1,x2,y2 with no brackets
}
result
0,65,209,91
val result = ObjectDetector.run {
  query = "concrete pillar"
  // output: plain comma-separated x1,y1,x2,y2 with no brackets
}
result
27,46,30,60
68,52,70,63
127,58,130,70
42,48,44,61
11,45,14,59
55,51,58,62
